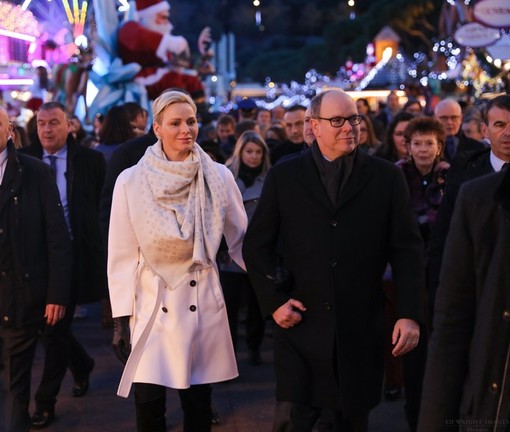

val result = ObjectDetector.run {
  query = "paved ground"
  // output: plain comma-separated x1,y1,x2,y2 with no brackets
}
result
29,303,410,431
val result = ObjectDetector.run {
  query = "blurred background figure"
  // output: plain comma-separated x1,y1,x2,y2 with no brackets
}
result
256,108,272,138
375,112,415,162
26,66,51,113
264,123,287,150
215,114,237,158
124,102,149,137
461,105,485,143
69,115,88,146
220,130,271,366
270,105,306,164
95,106,137,163
356,97,385,140
237,98,258,122
403,99,423,116
357,115,381,155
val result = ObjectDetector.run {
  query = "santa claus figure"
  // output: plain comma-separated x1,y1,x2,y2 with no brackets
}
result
117,0,205,100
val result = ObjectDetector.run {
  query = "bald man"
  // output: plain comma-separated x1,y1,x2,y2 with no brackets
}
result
434,98,484,163
244,90,424,431
0,106,71,432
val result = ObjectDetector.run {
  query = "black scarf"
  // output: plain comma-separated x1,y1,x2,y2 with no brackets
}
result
238,161,262,188
311,141,355,206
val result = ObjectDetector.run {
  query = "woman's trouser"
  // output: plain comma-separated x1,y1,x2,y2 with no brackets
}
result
134,382,212,432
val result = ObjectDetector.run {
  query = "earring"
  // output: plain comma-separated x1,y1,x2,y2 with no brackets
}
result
407,153,412,163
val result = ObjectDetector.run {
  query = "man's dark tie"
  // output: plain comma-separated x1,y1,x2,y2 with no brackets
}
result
502,162,509,171
445,136,456,161
48,155,57,177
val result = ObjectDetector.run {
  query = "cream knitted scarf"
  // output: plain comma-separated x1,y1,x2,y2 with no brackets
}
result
125,141,227,288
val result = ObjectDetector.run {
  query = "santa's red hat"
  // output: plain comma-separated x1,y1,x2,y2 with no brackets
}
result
136,0,170,20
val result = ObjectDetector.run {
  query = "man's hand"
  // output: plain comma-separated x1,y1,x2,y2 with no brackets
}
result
45,304,66,326
391,318,420,356
272,299,306,329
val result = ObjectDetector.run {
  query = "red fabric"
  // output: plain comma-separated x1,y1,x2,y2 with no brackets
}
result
26,98,43,112
118,22,163,67
136,0,162,11
118,21,204,99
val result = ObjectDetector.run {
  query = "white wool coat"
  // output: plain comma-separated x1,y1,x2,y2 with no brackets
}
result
108,163,247,397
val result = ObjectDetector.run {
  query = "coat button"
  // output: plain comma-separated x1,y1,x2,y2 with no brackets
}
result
330,220,338,227
330,259,337,267
189,305,197,312
190,280,197,287
2,316,8,322
490,383,499,393
324,302,333,310
0,228,3,234
162,307,168,313
0,271,6,277
503,311,510,321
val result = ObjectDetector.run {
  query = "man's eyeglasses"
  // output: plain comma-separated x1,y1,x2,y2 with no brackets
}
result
313,115,363,128
438,115,461,122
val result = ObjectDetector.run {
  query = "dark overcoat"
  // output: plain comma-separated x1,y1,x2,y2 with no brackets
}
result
243,148,425,417
22,137,106,304
418,169,510,431
0,142,72,327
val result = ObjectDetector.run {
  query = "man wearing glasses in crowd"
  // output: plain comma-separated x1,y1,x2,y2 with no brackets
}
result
434,98,485,163
243,89,425,431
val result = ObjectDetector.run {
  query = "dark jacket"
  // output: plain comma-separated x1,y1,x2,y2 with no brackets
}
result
396,159,448,248
22,136,106,304
418,169,510,431
0,142,72,327
270,140,306,165
446,131,486,164
243,149,425,416
99,131,156,250
427,148,493,316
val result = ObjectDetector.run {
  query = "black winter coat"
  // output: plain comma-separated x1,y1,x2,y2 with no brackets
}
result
243,149,425,416
0,142,72,327
419,168,510,431
22,136,106,304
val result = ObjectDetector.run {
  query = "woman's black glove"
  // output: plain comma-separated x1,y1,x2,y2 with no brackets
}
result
112,316,131,364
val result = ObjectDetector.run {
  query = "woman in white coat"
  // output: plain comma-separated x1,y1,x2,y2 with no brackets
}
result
107,90,247,432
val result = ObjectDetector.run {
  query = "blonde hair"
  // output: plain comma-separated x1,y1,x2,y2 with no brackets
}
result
152,90,197,125
226,130,271,178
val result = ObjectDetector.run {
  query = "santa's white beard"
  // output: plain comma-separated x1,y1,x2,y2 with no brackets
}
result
140,16,173,36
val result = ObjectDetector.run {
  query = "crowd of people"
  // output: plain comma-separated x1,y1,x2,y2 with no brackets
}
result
0,83,509,432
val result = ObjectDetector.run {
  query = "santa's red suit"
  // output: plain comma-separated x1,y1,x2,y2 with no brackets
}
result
117,21,204,100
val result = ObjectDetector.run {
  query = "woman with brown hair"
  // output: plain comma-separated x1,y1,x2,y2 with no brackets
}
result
220,131,271,365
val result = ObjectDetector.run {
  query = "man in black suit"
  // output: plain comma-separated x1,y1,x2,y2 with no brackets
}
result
243,89,425,431
427,95,510,322
270,105,307,164
433,98,485,163
418,166,510,431
0,105,72,432
22,102,106,428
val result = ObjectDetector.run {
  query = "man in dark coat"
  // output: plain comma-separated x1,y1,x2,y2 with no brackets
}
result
427,95,510,323
21,102,106,428
243,89,425,431
270,105,307,164
0,105,72,432
418,166,510,431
